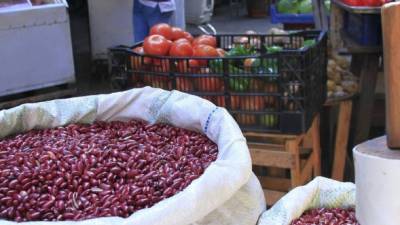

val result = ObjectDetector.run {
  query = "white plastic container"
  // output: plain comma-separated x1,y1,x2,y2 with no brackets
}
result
185,0,214,25
0,0,75,97
88,0,186,60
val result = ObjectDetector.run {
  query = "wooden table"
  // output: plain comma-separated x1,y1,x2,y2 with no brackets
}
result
324,95,354,181
245,115,321,206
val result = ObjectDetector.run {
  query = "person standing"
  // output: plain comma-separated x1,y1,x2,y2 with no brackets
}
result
133,0,176,42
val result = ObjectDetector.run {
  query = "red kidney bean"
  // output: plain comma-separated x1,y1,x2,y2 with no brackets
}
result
0,120,218,221
290,208,360,225
62,212,74,220
27,212,41,220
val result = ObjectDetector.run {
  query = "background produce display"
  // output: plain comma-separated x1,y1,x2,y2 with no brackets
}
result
267,28,357,100
327,55,359,98
110,23,327,134
276,0,331,14
0,120,218,222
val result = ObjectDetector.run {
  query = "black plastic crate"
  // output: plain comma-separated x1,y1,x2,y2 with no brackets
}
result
108,31,327,134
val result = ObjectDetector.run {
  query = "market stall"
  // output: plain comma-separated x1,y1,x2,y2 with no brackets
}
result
0,0,399,223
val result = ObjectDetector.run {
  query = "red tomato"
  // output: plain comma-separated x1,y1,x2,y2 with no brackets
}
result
150,23,173,40
235,114,257,125
195,77,224,92
144,59,171,89
363,0,383,6
216,48,226,57
152,59,170,72
230,96,241,110
130,46,145,84
189,59,200,67
174,38,191,44
144,57,152,65
215,96,226,107
177,60,199,73
193,45,218,57
183,32,194,42
176,77,194,91
239,96,265,111
264,82,278,107
131,46,144,69
176,61,187,73
171,27,185,41
342,0,365,6
178,59,200,73
176,60,200,73
193,35,217,47
143,35,171,56
169,41,193,57
193,45,219,66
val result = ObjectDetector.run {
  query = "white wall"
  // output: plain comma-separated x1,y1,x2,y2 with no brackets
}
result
88,0,185,60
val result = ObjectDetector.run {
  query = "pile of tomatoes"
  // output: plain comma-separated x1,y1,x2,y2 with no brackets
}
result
132,23,224,72
341,0,390,7
130,23,227,92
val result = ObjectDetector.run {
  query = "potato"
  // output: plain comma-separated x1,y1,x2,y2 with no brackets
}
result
335,85,344,93
328,59,337,69
332,72,342,84
327,80,336,92
334,56,351,70
333,91,346,97
342,80,359,94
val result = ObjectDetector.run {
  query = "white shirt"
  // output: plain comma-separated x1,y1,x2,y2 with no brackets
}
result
139,0,176,13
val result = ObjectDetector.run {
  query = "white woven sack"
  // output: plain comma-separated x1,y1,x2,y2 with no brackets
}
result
0,87,266,225
257,177,355,225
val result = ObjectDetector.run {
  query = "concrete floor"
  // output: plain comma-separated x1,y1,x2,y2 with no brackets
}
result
69,4,278,96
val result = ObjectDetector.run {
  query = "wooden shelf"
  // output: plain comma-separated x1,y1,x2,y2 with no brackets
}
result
246,116,321,206
325,93,357,106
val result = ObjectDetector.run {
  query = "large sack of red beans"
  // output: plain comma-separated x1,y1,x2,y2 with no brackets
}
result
258,177,357,225
0,87,266,225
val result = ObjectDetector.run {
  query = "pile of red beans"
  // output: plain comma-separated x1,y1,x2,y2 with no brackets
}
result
0,120,218,222
290,208,360,225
